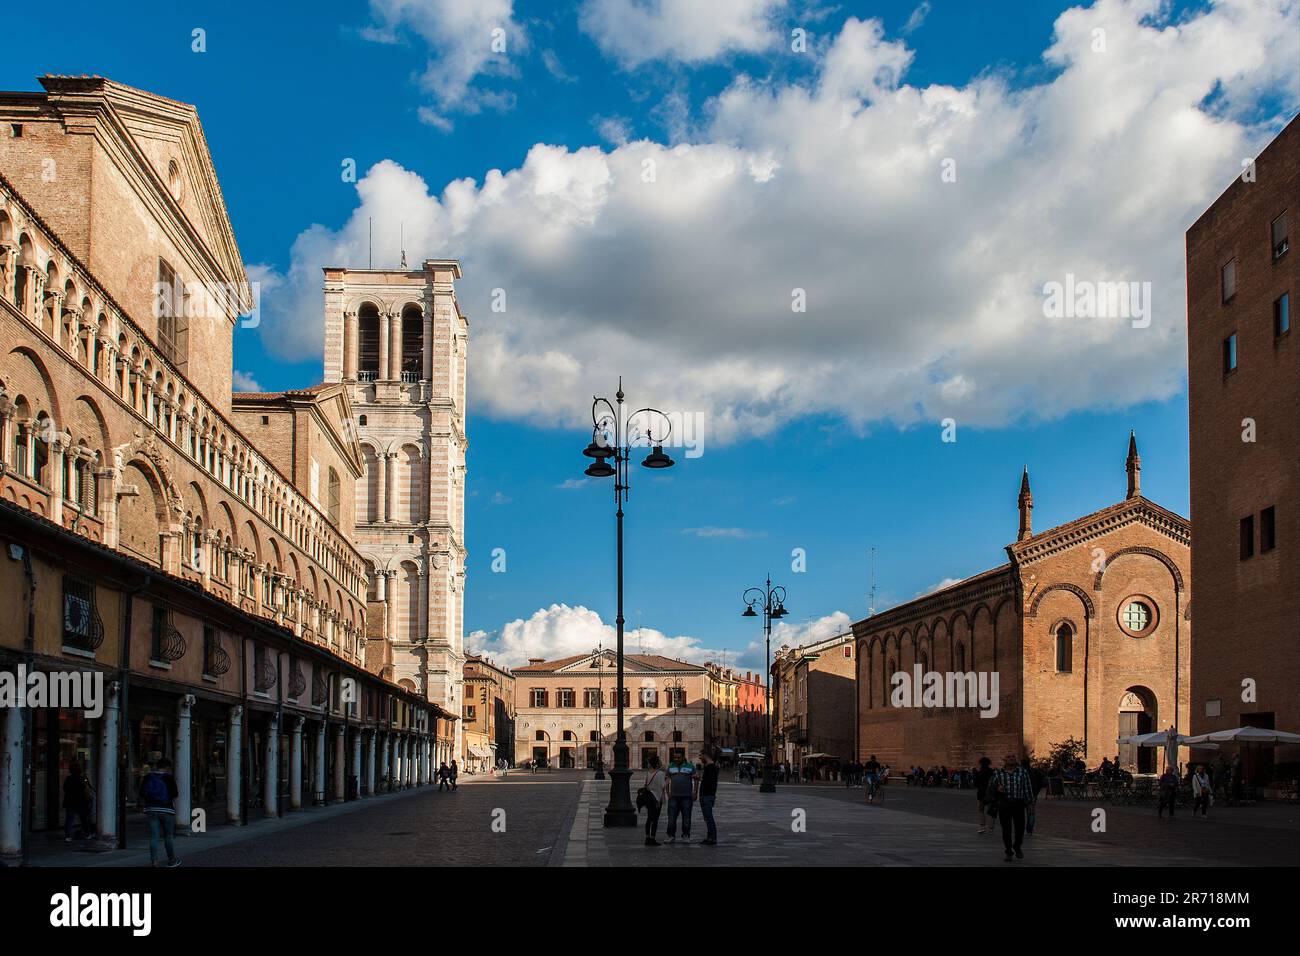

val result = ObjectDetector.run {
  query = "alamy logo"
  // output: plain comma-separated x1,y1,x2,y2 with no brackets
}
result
1042,273,1151,328
890,666,1000,718
50,886,151,936
0,665,103,718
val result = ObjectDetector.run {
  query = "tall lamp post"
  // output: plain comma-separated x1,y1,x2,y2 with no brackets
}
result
742,575,787,793
581,379,676,827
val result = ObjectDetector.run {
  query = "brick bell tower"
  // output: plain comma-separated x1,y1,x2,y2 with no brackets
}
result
322,260,468,761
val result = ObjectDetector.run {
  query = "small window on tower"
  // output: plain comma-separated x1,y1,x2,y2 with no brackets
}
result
1221,259,1236,302
1260,505,1276,553
10,124,22,138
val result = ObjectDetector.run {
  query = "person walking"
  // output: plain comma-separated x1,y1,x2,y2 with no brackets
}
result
1191,764,1212,817
640,755,667,846
438,761,451,791
63,761,95,843
989,754,1033,861
697,752,720,845
1157,765,1180,818
1022,757,1043,835
138,758,181,868
974,756,994,834
664,753,697,844
450,759,459,790
863,754,882,804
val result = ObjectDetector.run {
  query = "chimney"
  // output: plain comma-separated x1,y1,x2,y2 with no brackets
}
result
527,658,544,664
1017,466,1033,542
1125,430,1141,499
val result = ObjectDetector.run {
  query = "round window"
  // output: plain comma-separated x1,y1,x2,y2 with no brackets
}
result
1117,596,1159,637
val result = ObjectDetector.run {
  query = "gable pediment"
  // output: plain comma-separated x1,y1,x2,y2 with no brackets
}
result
1008,496,1189,568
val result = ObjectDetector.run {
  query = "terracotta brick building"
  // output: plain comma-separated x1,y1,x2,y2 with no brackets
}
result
854,440,1191,772
772,632,856,773
1186,114,1300,780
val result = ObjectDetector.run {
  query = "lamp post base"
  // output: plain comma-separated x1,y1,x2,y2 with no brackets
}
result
604,741,637,826
594,759,606,781
760,761,777,793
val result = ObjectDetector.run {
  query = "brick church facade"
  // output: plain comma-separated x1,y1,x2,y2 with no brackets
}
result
854,436,1191,771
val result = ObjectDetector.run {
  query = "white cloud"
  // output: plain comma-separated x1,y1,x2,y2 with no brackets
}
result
490,491,512,504
902,1,930,35
466,603,737,668
681,526,763,538
232,370,262,392
365,0,525,129
260,1,1300,442
770,610,854,649
578,0,786,69
916,576,963,598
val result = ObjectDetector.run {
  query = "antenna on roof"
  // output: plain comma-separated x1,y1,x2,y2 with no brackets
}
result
400,221,407,269
368,218,373,270
869,546,877,617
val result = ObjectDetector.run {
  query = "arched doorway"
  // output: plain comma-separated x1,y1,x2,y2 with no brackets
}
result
1118,687,1157,773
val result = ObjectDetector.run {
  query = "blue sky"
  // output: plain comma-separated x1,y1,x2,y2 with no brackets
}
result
11,0,1297,668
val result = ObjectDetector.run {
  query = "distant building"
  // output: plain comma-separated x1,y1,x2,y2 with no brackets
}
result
512,651,715,768
734,670,767,751
462,653,515,771
1186,114,1300,781
771,633,856,775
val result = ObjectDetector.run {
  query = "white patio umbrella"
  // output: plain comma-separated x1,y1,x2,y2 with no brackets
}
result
1117,727,1215,772
1181,727,1300,745
738,752,765,759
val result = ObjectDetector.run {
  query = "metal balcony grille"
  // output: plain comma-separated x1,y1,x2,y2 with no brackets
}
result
152,609,187,663
62,576,104,652
253,649,278,693
311,668,328,706
203,632,231,677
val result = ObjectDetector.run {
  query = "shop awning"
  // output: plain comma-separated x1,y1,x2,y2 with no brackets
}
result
470,745,493,759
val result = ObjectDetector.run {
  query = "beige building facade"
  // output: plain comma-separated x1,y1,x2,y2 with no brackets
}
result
513,652,713,769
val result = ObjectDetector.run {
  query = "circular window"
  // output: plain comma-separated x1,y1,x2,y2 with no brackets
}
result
1117,596,1159,637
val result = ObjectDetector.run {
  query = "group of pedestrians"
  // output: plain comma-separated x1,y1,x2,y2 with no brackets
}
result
438,759,459,791
638,752,720,846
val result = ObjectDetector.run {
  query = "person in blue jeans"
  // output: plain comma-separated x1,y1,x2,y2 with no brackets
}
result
138,758,182,868
664,755,696,844
696,752,719,845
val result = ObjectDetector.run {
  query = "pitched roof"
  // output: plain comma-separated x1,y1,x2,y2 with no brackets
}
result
512,652,707,674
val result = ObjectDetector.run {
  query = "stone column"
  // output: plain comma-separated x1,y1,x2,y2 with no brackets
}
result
378,310,390,380
313,722,327,806
414,738,424,786
364,730,377,796
351,729,362,799
333,725,346,802
49,435,67,524
175,694,195,832
1,689,25,862
96,681,121,845
263,712,279,818
289,716,304,810
379,732,391,792
226,705,243,825
383,571,396,643
422,308,433,381
405,736,415,788
343,310,358,380
388,311,402,380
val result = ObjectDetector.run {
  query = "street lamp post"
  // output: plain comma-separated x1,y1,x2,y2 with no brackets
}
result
742,575,788,793
581,379,676,827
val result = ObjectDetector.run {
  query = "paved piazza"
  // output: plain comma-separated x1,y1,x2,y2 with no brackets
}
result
40,771,1299,868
